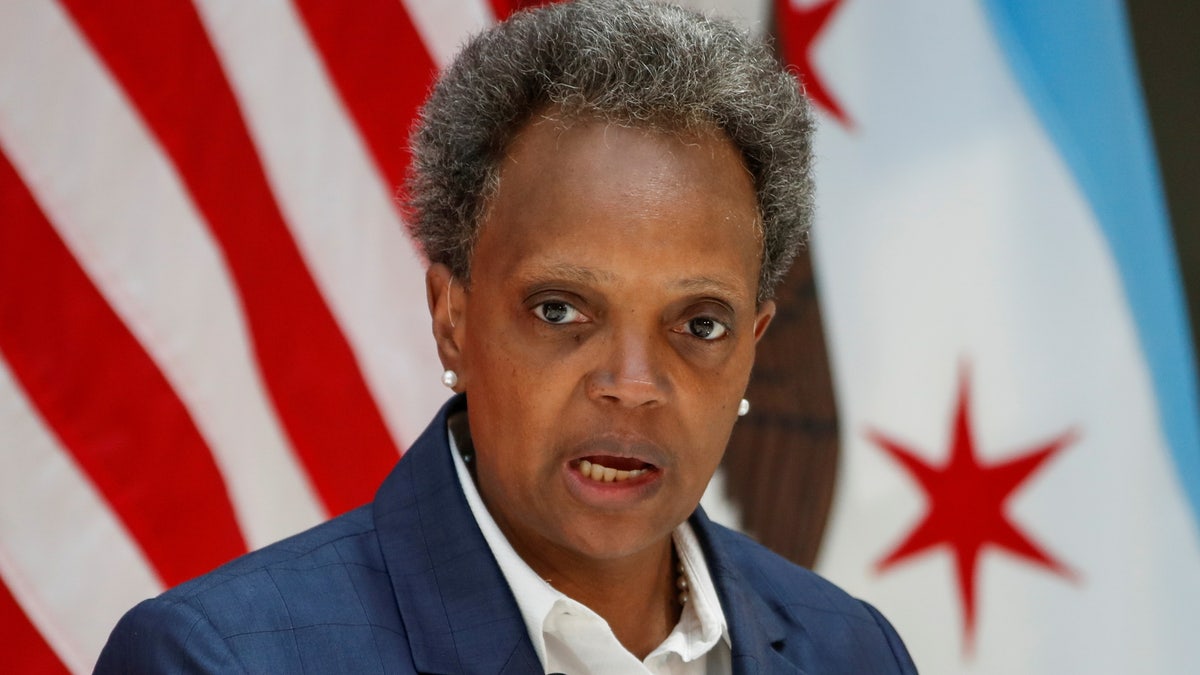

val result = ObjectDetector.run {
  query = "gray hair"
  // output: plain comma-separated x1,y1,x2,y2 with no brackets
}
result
404,0,814,301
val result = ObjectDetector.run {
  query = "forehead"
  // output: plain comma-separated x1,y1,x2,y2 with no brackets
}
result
473,117,763,296
497,114,751,206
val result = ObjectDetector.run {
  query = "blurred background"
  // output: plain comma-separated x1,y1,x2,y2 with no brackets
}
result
1,0,1196,672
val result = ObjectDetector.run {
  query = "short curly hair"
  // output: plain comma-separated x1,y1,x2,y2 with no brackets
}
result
404,0,814,301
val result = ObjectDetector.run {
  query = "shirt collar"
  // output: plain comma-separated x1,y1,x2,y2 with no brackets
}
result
448,415,729,668
656,521,729,662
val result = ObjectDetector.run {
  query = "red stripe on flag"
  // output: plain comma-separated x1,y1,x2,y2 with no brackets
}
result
292,0,437,196
59,0,401,514
0,576,69,674
0,150,246,585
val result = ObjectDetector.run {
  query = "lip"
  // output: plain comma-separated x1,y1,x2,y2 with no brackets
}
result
560,435,669,509
563,433,671,466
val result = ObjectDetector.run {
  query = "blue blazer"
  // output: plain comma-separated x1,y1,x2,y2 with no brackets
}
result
96,396,916,674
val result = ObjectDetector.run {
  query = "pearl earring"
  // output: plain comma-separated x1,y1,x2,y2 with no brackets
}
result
737,398,750,417
441,370,458,389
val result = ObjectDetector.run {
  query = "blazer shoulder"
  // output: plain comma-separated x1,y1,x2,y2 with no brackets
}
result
95,594,245,673
161,503,382,605
97,504,413,673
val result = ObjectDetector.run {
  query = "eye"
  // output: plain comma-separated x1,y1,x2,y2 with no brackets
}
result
533,300,584,325
685,316,728,341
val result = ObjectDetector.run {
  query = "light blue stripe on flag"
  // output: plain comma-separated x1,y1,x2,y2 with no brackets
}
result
979,0,1200,524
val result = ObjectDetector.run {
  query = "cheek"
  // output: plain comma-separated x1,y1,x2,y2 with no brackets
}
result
464,320,531,390
468,307,575,378
466,336,572,443
677,343,756,452
680,338,756,396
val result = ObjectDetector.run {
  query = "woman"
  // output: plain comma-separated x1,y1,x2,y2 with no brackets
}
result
97,1,915,672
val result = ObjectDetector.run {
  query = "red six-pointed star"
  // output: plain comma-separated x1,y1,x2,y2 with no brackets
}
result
777,0,853,127
867,368,1077,653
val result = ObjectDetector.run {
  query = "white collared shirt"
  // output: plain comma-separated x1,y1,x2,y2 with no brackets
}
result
449,422,732,675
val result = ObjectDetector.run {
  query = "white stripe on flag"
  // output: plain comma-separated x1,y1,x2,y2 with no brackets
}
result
0,0,324,548
674,0,770,32
193,0,450,448
401,0,495,68
0,356,163,674
810,0,1200,671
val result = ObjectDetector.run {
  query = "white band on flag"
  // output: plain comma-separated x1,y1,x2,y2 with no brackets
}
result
401,0,495,68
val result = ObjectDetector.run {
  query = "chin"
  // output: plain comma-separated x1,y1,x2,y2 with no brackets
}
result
553,509,684,561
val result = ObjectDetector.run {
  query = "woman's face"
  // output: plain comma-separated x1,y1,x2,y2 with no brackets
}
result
448,117,774,570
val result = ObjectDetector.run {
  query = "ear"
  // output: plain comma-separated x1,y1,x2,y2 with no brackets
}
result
752,299,776,343
426,263,467,389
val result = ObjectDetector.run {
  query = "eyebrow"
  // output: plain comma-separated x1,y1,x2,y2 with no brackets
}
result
671,275,744,299
521,264,745,300
521,263,616,286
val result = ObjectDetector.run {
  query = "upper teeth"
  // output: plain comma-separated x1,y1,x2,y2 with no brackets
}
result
578,459,647,483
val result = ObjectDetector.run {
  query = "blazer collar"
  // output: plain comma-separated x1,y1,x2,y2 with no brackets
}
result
372,394,541,675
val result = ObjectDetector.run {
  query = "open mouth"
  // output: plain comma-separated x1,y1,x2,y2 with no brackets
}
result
574,456,656,483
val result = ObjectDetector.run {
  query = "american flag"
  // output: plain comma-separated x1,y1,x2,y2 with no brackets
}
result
0,1,578,670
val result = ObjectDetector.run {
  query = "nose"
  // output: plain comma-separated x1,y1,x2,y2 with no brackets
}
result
585,323,668,409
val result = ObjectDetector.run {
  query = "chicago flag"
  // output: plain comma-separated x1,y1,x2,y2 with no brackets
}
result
803,0,1200,672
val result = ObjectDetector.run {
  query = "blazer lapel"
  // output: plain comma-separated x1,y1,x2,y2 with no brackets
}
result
372,395,541,675
690,509,809,675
